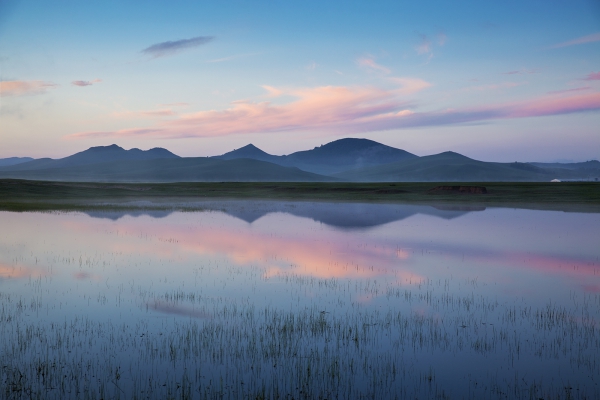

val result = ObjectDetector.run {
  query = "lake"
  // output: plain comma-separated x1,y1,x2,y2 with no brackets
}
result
1,201,599,399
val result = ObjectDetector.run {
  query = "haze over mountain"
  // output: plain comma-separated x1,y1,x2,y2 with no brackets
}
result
216,138,417,175
0,157,35,167
332,151,579,182
0,139,598,182
0,157,334,182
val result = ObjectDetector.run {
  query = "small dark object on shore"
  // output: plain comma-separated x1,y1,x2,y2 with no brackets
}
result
428,185,487,194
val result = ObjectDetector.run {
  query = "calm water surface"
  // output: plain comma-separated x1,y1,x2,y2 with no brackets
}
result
1,201,599,399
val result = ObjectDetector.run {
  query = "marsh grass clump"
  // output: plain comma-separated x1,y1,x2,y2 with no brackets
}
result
1,285,599,399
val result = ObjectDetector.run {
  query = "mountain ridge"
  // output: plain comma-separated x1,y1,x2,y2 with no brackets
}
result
0,139,598,182
215,138,418,175
1,145,180,172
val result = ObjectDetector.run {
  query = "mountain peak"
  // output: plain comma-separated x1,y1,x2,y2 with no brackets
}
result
217,144,277,161
315,138,384,151
436,151,471,159
88,144,123,151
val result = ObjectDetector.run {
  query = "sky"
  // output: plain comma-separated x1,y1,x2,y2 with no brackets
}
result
0,0,599,162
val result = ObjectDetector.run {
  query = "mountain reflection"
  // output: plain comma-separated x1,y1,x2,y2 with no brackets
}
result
83,200,483,229
1,206,598,298
52,204,600,291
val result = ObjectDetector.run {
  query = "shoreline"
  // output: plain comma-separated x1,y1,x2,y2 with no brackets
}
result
1,179,599,213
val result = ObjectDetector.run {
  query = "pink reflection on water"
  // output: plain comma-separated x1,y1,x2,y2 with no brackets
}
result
62,213,423,281
73,271,102,281
47,210,600,293
0,263,45,279
506,253,599,278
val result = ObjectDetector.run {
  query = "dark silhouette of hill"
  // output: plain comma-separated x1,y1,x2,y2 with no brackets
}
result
333,151,596,182
0,157,336,182
1,140,598,182
216,144,280,164
530,160,600,169
529,160,600,179
0,157,34,167
215,138,417,175
1,144,179,171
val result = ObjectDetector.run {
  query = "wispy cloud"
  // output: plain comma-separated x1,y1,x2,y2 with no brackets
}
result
584,71,600,81
72,79,101,87
205,52,261,63
69,128,164,139
462,82,523,92
415,34,432,55
305,61,317,71
114,108,178,118
501,69,539,75
67,84,600,140
547,86,591,95
261,85,284,97
0,80,57,96
141,36,214,58
388,77,432,95
356,57,391,74
415,32,446,61
139,109,177,117
437,32,447,46
550,32,600,48
159,102,189,107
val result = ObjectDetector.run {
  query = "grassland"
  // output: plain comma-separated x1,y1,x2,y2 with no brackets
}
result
1,179,599,213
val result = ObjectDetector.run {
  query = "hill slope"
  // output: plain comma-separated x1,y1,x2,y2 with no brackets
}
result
214,138,417,175
0,145,179,171
333,152,586,182
0,157,336,182
215,144,281,164
0,157,35,167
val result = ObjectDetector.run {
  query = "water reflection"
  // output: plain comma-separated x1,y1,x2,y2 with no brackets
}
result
84,200,481,229
0,202,598,399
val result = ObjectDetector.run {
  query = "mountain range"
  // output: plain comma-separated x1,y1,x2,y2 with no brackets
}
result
0,138,598,182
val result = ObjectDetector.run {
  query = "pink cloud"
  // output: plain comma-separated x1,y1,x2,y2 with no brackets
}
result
72,79,102,87
66,85,600,139
506,92,600,118
159,102,189,107
68,128,164,139
140,109,176,117
0,80,57,96
550,32,600,48
113,108,178,118
388,77,432,95
584,71,600,81
356,57,391,74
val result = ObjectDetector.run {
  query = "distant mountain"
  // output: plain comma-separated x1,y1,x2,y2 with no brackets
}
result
0,157,336,182
281,138,418,175
1,140,598,182
215,138,418,175
0,157,34,167
216,144,280,164
333,151,597,182
0,145,179,171
530,160,600,171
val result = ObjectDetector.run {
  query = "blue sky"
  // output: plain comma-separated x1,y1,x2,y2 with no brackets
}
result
1,0,599,161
